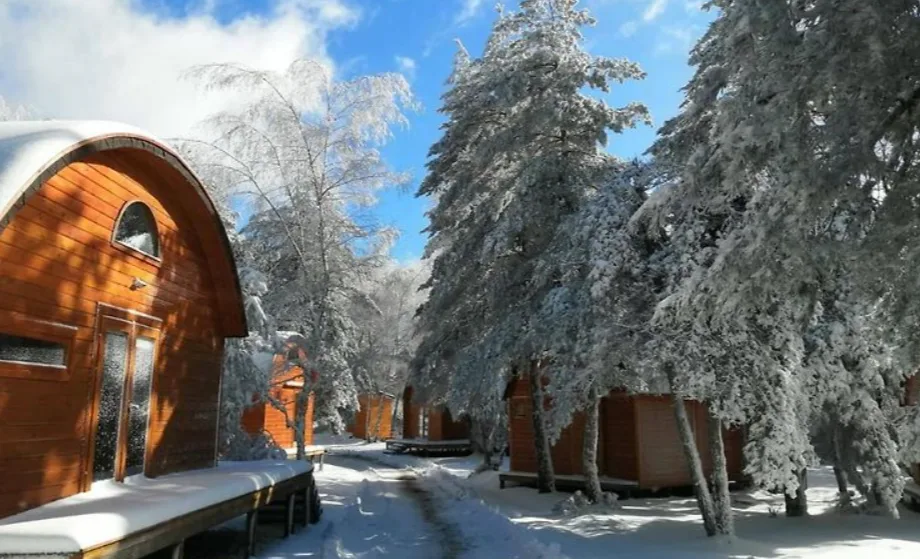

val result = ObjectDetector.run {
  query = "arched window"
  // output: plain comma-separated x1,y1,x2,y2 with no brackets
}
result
114,202,159,258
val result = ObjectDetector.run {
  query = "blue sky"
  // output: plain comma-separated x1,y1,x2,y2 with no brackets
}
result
7,0,715,262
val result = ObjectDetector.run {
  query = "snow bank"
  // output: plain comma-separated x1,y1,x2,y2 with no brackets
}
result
0,460,310,556
326,446,920,558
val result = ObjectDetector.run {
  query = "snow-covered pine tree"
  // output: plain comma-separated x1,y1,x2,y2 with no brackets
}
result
414,0,648,492
180,59,416,455
526,160,654,502
648,0,920,523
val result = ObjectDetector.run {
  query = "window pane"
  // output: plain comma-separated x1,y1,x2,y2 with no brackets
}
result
0,334,66,367
125,337,155,476
115,202,159,257
94,332,128,481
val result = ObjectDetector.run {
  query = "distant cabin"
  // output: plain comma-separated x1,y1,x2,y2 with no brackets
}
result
504,375,745,490
401,385,470,441
349,393,395,440
0,121,246,519
240,333,315,450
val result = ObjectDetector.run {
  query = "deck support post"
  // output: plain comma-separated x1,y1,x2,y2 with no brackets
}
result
170,540,184,559
244,509,258,558
302,486,311,527
284,493,296,537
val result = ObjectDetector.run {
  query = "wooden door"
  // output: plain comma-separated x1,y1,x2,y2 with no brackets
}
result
90,311,160,482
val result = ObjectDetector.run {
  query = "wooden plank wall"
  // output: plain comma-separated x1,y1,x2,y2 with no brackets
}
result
549,413,587,476
351,394,394,440
506,377,744,489
0,150,227,518
601,394,638,481
402,387,420,439
635,396,744,488
436,408,469,441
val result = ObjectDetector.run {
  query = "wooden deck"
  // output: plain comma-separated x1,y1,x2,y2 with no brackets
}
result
499,470,640,494
0,462,321,559
384,438,473,456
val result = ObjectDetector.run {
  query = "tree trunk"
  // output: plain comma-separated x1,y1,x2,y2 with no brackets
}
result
831,427,851,508
363,395,372,442
665,365,717,536
583,383,602,503
784,468,808,517
391,387,403,439
373,396,387,442
294,390,307,460
707,412,734,535
529,362,555,493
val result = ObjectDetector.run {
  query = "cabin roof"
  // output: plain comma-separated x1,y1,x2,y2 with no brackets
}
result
0,121,152,221
0,120,247,336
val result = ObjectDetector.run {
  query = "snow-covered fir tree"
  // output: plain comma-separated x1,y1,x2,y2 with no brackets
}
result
414,0,649,492
646,0,920,525
527,160,655,502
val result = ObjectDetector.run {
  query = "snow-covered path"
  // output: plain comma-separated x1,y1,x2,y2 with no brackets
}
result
261,455,446,558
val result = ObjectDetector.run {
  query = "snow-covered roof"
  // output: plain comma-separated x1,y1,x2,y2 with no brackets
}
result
0,120,249,336
0,460,311,556
0,120,167,225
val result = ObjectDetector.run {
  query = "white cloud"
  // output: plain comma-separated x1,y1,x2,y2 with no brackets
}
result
0,0,358,138
619,21,639,38
642,0,668,22
454,0,484,24
655,24,699,55
394,55,417,80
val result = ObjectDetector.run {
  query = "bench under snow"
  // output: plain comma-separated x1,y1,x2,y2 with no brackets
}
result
0,460,314,558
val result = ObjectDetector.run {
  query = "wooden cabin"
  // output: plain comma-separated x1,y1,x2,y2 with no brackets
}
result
504,376,744,490
0,121,247,519
401,385,470,441
349,393,395,440
240,334,315,450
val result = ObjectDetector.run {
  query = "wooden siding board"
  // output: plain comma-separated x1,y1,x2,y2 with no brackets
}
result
351,394,395,440
600,394,638,482
0,152,231,518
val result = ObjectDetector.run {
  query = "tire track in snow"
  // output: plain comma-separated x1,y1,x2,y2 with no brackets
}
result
324,455,466,559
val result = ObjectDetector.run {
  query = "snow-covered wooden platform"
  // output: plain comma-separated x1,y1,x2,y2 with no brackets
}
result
0,460,318,558
384,438,473,456
282,445,327,470
499,470,640,494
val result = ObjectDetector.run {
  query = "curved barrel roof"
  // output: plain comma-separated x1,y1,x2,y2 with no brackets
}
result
0,120,247,336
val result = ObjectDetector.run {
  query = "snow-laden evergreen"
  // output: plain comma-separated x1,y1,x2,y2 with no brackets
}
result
413,0,649,490
646,0,920,521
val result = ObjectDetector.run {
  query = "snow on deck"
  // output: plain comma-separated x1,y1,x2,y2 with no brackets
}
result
0,460,311,556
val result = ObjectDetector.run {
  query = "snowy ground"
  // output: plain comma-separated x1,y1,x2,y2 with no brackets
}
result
160,437,920,558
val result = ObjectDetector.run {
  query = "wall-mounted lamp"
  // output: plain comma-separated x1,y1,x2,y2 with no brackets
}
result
131,277,148,291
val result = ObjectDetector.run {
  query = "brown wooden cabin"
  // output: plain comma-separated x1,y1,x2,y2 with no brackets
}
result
240,335,316,450
504,376,744,490
0,121,247,519
349,393,395,440
402,385,470,441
